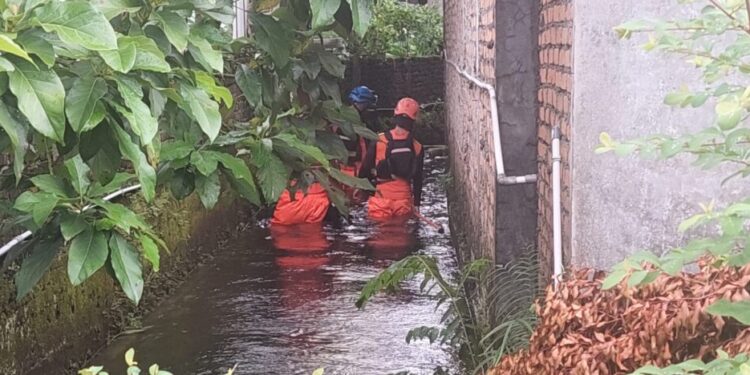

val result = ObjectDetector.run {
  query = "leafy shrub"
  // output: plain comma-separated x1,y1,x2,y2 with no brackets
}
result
2,0,378,305
357,251,539,374
354,0,443,58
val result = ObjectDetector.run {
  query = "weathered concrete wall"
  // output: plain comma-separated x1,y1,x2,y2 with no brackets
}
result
444,0,498,261
536,0,573,280
0,191,249,374
345,57,444,109
494,0,540,264
569,1,748,269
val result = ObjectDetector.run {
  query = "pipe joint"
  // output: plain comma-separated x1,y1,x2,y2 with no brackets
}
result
498,174,538,185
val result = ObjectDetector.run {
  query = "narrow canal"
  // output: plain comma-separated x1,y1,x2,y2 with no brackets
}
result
92,148,458,375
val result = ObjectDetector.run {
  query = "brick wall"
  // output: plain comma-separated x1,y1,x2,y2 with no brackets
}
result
444,0,498,261
536,0,573,281
346,57,444,108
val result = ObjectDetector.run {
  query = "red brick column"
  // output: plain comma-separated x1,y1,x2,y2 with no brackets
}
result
444,0,498,262
537,0,573,281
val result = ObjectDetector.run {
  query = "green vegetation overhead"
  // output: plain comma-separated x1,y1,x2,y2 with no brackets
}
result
354,0,443,58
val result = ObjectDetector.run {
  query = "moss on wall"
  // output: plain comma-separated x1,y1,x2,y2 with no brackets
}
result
0,189,251,374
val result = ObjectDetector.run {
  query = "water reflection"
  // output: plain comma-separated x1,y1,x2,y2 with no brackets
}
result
86,150,456,375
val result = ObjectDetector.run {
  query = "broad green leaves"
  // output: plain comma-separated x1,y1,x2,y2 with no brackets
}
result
154,11,189,52
0,34,34,62
250,12,293,67
347,0,374,38
67,227,108,285
34,1,117,51
15,237,61,300
66,76,107,132
113,124,156,202
8,58,65,142
311,0,341,30
109,233,143,304
180,83,221,142
706,299,750,325
116,76,158,145
99,37,137,73
64,155,91,195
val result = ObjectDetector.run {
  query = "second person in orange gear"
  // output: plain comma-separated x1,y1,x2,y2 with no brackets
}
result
358,97,424,220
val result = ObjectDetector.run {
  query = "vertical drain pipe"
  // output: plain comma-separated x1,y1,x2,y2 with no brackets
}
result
551,127,563,286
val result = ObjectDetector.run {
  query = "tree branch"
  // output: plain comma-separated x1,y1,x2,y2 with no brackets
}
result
709,0,750,35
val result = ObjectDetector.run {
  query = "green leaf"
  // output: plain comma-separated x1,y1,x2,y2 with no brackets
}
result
195,171,221,209
116,76,158,145
109,233,143,304
0,100,27,181
93,0,142,19
706,300,750,325
17,29,55,67
139,233,160,272
67,227,109,285
716,99,743,130
311,0,341,29
154,11,188,52
83,102,107,132
346,0,373,37
0,34,33,63
316,131,349,161
125,348,136,366
188,34,223,72
95,199,149,233
194,71,232,108
31,174,71,197
66,76,107,133
274,133,330,167
235,66,262,108
60,212,88,241
87,172,134,197
318,49,346,78
34,0,117,51
64,154,91,195
250,142,290,202
113,125,156,202
99,37,137,73
602,268,627,290
14,191,59,225
125,36,170,73
330,168,374,190
160,140,194,161
249,12,292,67
15,237,61,300
190,150,219,176
179,83,221,142
319,75,342,106
8,58,65,142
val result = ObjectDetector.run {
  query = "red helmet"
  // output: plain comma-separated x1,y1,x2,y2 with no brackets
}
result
394,97,420,120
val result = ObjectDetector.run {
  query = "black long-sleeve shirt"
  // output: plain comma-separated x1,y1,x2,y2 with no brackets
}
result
358,130,425,206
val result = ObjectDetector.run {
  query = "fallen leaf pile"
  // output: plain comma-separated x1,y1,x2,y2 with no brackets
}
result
489,259,750,375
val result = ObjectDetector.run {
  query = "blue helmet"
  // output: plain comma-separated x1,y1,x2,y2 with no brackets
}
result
348,86,378,107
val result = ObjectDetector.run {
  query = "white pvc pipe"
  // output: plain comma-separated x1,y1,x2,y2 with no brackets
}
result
551,127,563,286
444,55,537,185
0,184,142,258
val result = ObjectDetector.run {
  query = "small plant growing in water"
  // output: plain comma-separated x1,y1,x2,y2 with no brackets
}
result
357,252,539,374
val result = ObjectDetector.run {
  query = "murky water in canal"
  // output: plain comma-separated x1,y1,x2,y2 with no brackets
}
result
92,149,458,375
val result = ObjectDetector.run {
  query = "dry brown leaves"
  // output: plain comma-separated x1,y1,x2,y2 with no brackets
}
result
489,259,750,375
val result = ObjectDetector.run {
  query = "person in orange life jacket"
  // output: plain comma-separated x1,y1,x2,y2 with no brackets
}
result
271,174,331,226
358,97,424,220
332,86,379,177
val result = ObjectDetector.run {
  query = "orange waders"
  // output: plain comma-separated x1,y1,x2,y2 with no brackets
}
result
362,130,423,220
271,183,330,226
